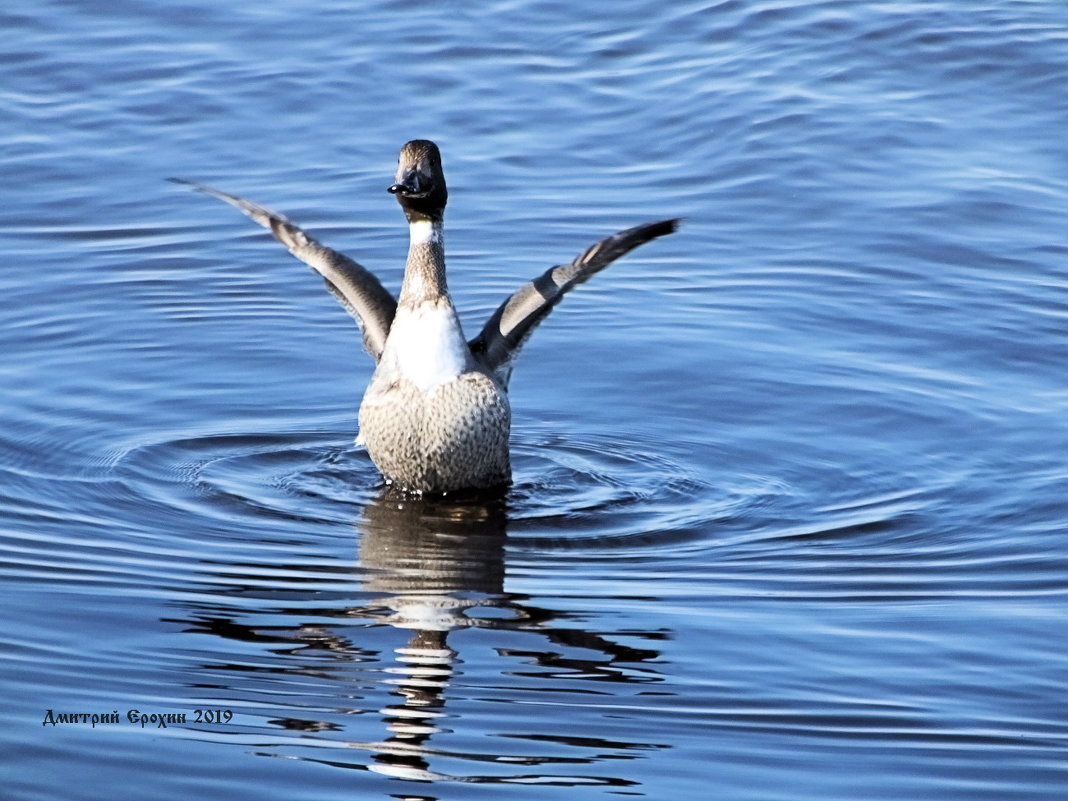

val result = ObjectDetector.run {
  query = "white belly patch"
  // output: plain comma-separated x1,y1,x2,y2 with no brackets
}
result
388,302,469,392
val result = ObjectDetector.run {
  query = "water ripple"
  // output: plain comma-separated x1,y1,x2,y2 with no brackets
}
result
4,0,1068,797
101,424,761,551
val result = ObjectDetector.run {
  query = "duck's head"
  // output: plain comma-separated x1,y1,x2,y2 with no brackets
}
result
388,139,447,222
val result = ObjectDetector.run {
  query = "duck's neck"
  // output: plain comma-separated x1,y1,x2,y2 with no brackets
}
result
399,218,447,305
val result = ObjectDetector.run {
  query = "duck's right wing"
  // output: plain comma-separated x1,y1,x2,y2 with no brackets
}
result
171,179,397,361
469,218,680,387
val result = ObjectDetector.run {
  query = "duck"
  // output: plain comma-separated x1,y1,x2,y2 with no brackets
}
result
174,140,679,493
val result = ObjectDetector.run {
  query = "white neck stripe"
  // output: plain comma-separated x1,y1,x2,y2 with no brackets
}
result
409,219,440,246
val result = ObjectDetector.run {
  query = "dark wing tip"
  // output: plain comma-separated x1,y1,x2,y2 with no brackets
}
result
167,176,226,201
646,217,684,238
610,217,683,252
167,177,209,192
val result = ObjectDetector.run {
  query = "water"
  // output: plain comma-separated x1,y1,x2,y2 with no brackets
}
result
2,1,1067,798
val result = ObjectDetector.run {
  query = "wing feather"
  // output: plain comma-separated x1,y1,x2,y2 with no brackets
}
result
469,218,680,386
171,179,396,360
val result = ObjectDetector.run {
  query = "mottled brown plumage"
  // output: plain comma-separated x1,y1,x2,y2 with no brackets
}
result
359,370,511,492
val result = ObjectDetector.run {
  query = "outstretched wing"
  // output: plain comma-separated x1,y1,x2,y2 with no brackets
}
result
170,179,397,361
469,218,680,387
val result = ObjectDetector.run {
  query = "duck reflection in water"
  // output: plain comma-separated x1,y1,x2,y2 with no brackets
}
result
356,488,512,781
357,487,665,785
175,486,667,788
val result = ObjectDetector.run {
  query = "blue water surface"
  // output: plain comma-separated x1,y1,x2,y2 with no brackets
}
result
2,1,1067,799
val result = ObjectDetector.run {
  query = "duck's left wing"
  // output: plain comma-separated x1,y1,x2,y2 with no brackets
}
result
469,218,680,387
170,179,397,361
